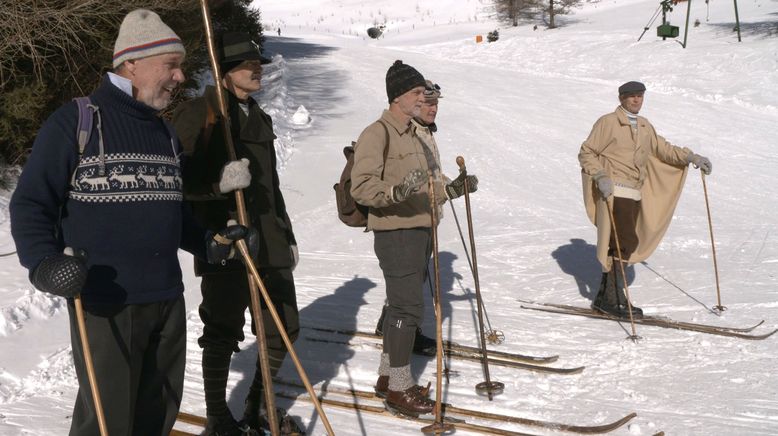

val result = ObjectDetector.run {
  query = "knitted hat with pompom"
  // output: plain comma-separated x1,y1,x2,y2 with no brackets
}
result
385,60,426,103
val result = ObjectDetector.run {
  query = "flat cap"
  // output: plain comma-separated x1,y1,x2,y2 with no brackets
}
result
618,81,646,95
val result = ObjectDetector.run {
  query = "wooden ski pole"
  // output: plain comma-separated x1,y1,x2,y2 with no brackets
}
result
420,176,454,435
235,239,335,435
701,173,725,312
456,157,504,399
73,295,108,436
605,199,641,342
425,271,452,384
199,2,277,433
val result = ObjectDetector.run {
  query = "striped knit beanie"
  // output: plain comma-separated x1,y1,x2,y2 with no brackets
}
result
112,9,186,68
385,60,426,103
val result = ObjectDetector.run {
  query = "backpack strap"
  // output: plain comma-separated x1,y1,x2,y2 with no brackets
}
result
73,97,93,156
63,97,98,238
376,120,390,178
72,96,108,176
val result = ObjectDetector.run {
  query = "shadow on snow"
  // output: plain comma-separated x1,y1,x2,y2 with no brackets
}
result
551,238,635,301
225,250,477,432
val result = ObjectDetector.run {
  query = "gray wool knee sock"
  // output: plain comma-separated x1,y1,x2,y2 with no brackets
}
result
378,353,391,376
388,364,413,392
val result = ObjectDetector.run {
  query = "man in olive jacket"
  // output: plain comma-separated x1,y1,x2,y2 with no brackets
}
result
172,32,299,435
579,81,712,318
351,61,476,417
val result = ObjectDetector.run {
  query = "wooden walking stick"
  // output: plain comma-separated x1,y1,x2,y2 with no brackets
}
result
701,173,726,312
199,2,334,434
197,2,279,433
605,199,641,342
74,295,108,436
424,272,453,384
234,240,335,435
420,177,454,435
456,157,504,399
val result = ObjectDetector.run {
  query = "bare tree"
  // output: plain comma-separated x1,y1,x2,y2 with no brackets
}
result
0,0,263,165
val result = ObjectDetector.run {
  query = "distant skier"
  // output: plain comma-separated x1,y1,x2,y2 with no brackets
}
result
351,62,477,417
9,10,250,435
277,27,281,36
578,81,712,318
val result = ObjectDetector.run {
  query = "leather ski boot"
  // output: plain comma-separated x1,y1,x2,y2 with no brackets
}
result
375,304,387,336
592,267,642,318
242,396,305,435
591,271,620,315
614,263,643,318
385,385,435,417
412,328,437,356
205,414,254,436
374,375,430,399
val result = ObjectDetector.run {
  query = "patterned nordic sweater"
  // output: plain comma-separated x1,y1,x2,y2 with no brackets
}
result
10,76,205,306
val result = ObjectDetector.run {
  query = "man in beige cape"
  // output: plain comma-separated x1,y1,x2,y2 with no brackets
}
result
579,81,712,318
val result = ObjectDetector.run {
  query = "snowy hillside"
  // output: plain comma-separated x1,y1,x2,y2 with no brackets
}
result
1,0,777,435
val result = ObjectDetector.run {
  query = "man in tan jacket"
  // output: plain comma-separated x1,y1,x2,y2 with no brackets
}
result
372,80,477,356
579,81,712,318
351,62,475,417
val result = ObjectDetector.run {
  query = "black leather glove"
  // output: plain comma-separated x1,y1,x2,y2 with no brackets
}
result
445,173,478,199
243,227,260,263
206,224,260,265
31,248,88,298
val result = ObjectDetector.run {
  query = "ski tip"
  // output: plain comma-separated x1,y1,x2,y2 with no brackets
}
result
748,328,778,340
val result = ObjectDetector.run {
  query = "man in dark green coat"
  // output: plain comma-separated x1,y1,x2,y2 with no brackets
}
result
172,32,300,436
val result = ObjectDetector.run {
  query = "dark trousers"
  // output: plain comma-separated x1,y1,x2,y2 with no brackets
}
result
197,268,299,353
68,296,186,436
374,228,432,367
609,197,640,261
197,267,299,416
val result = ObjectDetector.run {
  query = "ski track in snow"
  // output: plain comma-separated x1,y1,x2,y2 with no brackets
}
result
2,0,778,434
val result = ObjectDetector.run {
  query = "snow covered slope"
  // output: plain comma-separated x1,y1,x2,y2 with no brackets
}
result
1,0,776,434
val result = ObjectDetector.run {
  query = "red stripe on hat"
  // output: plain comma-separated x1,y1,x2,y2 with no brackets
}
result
113,38,183,60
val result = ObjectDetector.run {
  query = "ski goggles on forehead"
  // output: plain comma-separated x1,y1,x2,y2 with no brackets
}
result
424,83,441,96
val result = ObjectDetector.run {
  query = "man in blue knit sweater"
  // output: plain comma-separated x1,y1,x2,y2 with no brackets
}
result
10,10,252,436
